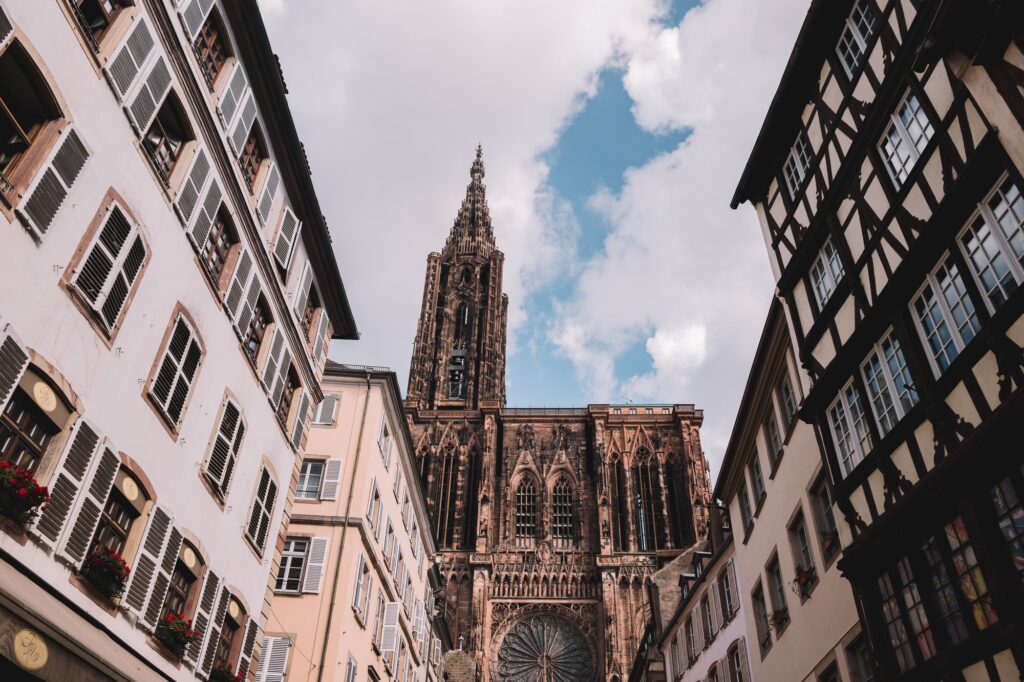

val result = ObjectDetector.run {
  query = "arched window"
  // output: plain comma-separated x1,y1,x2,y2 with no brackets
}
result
551,476,575,547
610,456,629,551
0,41,62,182
453,303,471,348
632,449,665,551
514,478,537,544
434,444,459,547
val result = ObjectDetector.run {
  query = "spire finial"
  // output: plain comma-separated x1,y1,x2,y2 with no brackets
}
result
471,144,485,181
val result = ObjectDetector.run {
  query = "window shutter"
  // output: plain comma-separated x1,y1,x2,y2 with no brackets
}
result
107,16,156,99
728,560,739,615
32,419,100,548
122,505,173,619
292,263,313,320
257,164,281,224
312,310,331,367
273,206,300,270
149,316,202,426
301,537,329,594
432,638,441,666
380,602,401,656
229,92,257,155
188,177,222,249
270,348,292,408
320,459,342,500
59,444,119,568
247,469,277,552
185,569,219,663
201,585,231,674
72,203,146,333
260,329,285,392
737,639,752,681
236,618,261,678
205,398,245,495
175,147,210,225
235,274,263,338
313,394,337,425
144,525,183,627
0,6,12,47
179,0,215,38
218,63,248,126
17,126,90,239
224,248,254,321
414,600,425,649
289,390,311,450
127,56,172,134
0,326,28,414
255,635,290,682
710,583,722,634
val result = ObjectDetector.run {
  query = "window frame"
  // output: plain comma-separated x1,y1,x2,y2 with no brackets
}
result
809,237,846,310
878,90,935,189
827,379,873,478
146,309,204,432
835,0,878,79
295,459,325,501
782,131,812,200
859,329,918,438
275,536,308,593
910,256,981,376
957,175,1024,312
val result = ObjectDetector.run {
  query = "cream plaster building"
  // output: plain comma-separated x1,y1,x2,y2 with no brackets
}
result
0,0,355,679
260,363,447,682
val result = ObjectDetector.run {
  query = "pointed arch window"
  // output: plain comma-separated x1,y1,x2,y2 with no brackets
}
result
515,478,537,545
610,455,629,551
434,444,459,548
551,476,575,547
632,449,665,552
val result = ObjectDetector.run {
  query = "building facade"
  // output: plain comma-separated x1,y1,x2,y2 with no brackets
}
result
0,0,355,679
404,149,714,681
713,302,866,682
260,364,448,682
733,0,1024,679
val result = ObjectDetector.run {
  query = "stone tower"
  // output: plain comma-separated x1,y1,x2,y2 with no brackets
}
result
406,150,712,681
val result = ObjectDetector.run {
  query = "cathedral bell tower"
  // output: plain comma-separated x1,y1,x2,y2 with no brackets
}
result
407,146,508,410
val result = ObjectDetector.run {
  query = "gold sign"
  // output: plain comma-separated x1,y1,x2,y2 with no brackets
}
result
121,477,139,502
182,546,196,569
13,629,48,671
32,381,57,413
228,600,240,620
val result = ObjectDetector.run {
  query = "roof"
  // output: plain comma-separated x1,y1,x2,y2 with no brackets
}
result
224,2,358,340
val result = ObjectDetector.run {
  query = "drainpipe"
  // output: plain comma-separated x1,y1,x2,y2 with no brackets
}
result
317,369,373,681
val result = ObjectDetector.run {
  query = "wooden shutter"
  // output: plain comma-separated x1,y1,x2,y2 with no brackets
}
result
432,638,441,666
289,389,311,450
185,569,219,663
149,315,202,425
72,202,146,333
123,505,173,618
127,56,173,134
414,600,425,649
229,91,257,155
188,178,222,249
256,635,290,682
175,147,211,225
236,618,260,677
728,560,740,616
273,206,300,269
106,15,156,99
291,263,313,320
320,459,342,500
201,585,231,674
247,469,277,552
32,419,99,548
17,126,90,238
142,524,183,627
312,310,331,367
260,328,285,393
218,62,248,127
380,602,401,657
257,164,281,224
236,275,263,340
710,582,722,634
179,0,215,38
301,537,328,594
312,394,337,425
0,326,28,414
0,6,12,47
737,638,752,681
270,349,292,408
224,248,254,322
205,398,245,495
60,445,119,567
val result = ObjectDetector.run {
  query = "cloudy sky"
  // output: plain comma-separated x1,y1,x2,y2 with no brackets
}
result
259,0,809,477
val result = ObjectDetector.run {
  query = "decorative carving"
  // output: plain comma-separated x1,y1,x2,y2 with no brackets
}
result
497,615,593,682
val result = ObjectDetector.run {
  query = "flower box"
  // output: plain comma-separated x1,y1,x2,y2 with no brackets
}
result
82,549,130,599
0,461,48,524
769,607,790,630
156,613,202,658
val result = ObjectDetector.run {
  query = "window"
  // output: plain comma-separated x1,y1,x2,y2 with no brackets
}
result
879,92,934,187
194,12,229,87
763,410,783,468
766,557,788,624
777,374,797,427
810,238,845,308
683,616,695,661
353,554,372,619
921,535,968,646
632,450,668,551
789,512,817,593
515,478,537,543
143,94,193,182
551,476,575,545
861,330,917,437
378,417,393,468
729,644,746,682
877,557,934,673
372,590,386,649
312,394,339,426
393,463,403,499
246,468,277,552
149,313,202,428
243,297,270,364
720,562,736,617
613,408,621,415
846,636,875,682
367,480,382,532
629,407,637,415
161,544,201,618
810,475,840,563
752,584,771,652
818,664,841,682
669,634,681,674
213,605,243,671
944,516,998,629
959,176,1024,310
0,42,62,183
238,128,266,191
738,483,753,531
836,0,878,77
88,487,137,558
448,352,466,399
275,367,298,427
701,594,713,643
276,537,308,592
296,460,324,500
747,454,765,503
74,0,131,43
645,408,653,415
198,206,238,282
912,257,981,374
991,476,1024,586
203,397,245,497
828,380,873,477
71,202,147,335
383,521,395,570
783,132,812,199
0,386,58,473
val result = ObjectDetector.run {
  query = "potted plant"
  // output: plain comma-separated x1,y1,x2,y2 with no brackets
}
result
155,613,202,657
792,565,817,598
81,549,131,599
768,607,790,630
0,461,49,524
209,668,244,682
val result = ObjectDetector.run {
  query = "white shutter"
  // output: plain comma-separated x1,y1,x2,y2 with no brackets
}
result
16,126,90,238
71,202,146,333
260,329,285,393
273,206,300,269
289,389,311,450
270,347,292,408
224,248,255,325
301,537,329,594
188,177,222,250
257,164,281,224
205,398,245,495
106,15,156,99
0,326,28,414
219,63,248,125
230,91,257,155
122,506,175,622
350,554,366,611
236,617,260,678
380,602,401,656
320,459,342,500
292,262,313,320
174,147,211,225
179,0,215,39
256,635,290,682
312,310,331,367
58,444,119,568
312,394,338,426
432,638,441,666
148,315,202,426
201,585,231,674
236,273,264,338
710,581,722,634
127,55,172,134
729,560,740,615
185,569,219,663
414,600,426,649
32,419,100,549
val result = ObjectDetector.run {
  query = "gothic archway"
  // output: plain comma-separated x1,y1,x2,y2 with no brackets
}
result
495,614,593,681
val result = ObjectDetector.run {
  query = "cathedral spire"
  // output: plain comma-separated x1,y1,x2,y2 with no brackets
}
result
444,145,495,256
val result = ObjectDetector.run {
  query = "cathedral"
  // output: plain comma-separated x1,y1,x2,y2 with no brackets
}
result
405,148,712,681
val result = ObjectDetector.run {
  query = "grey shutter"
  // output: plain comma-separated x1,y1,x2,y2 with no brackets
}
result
269,348,292,407
256,635,289,682
320,459,342,500
229,92,257,155
128,56,172,134
218,62,248,126
205,398,245,494
60,445,119,567
107,16,156,99
312,310,331,367
224,248,254,321
201,585,231,674
32,419,99,548
272,207,300,269
0,326,28,414
175,147,211,224
236,618,260,677
312,394,337,425
123,505,172,618
257,164,281,224
18,127,90,238
289,390,310,450
301,537,328,594
72,203,145,333
143,526,183,628
292,263,313,320
727,560,740,616
189,178,222,249
260,329,285,392
247,469,277,552
737,639,752,681
235,274,263,338
380,602,401,656
179,0,215,38
185,569,219,662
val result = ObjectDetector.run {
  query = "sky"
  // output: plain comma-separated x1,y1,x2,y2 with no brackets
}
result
258,0,810,479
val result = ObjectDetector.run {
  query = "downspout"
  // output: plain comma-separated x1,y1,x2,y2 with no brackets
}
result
317,369,373,681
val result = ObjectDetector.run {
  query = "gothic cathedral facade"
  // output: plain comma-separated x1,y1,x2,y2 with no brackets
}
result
406,149,713,681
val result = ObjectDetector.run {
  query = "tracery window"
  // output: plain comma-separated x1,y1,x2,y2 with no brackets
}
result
632,450,665,551
434,444,459,547
515,477,537,545
551,476,574,546
610,456,629,551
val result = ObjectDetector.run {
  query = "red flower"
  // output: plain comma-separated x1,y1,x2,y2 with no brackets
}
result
16,488,26,497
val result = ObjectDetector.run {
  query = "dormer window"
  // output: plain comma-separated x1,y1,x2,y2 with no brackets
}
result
782,131,812,200
836,0,878,78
